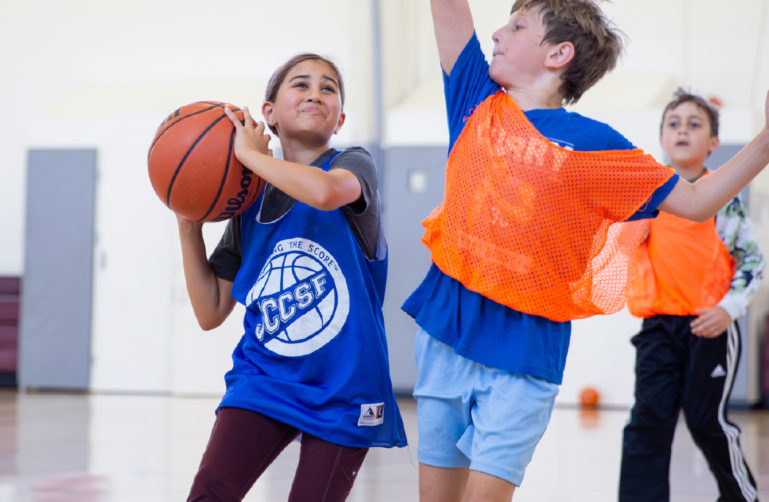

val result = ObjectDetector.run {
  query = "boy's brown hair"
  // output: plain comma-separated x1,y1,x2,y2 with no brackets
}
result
512,0,624,105
659,87,720,137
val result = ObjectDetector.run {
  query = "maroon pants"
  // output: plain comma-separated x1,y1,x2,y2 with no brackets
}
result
187,407,369,502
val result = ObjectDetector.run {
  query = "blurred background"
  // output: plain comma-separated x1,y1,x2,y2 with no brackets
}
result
1,0,769,409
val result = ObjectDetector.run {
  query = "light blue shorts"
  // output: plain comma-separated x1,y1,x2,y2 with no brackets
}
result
413,328,559,486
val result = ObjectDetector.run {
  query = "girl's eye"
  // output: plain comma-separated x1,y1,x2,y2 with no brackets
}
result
689,122,701,129
668,121,679,128
322,86,337,93
293,82,308,88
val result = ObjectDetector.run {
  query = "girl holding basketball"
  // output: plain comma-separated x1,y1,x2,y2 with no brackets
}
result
177,53,407,502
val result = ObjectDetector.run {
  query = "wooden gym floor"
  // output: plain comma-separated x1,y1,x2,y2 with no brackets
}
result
0,390,767,501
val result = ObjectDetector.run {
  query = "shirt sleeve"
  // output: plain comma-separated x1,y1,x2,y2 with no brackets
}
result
208,215,242,282
715,196,765,319
333,147,376,214
626,174,680,221
602,128,680,222
332,147,385,261
442,33,501,152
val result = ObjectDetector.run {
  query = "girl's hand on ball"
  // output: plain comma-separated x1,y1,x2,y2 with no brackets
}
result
224,106,273,161
175,213,203,231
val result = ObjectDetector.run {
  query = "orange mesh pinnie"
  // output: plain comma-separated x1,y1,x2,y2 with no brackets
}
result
423,92,676,322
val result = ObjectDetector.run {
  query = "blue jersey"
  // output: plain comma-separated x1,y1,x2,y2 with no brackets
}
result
222,154,407,448
402,34,678,384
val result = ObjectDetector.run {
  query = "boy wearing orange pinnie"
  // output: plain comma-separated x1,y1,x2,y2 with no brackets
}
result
621,89,764,502
405,1,769,500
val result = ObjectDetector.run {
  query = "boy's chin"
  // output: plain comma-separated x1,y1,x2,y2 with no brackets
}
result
488,68,507,89
488,66,513,90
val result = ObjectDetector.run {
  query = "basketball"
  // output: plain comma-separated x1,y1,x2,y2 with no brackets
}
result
147,101,266,222
579,386,600,408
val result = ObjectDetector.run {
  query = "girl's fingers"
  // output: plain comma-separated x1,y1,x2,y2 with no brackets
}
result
225,106,270,145
223,106,241,129
224,105,258,130
243,106,255,127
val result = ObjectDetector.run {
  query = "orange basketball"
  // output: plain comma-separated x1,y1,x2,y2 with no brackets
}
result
579,386,600,408
147,101,265,222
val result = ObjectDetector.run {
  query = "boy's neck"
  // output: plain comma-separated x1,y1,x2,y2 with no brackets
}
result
672,163,707,182
505,86,564,111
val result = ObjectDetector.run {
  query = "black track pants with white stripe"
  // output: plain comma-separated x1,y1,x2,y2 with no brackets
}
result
619,315,758,502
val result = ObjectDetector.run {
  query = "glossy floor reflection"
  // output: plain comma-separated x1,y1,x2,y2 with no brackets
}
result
0,390,767,501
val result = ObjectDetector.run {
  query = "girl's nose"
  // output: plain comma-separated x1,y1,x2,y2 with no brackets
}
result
306,88,321,101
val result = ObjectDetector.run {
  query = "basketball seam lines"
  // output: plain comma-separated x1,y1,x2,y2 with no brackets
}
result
165,113,229,207
149,104,219,154
148,102,241,155
199,126,237,222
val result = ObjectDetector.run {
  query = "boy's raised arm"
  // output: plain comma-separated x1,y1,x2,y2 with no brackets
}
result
659,90,769,222
430,0,475,75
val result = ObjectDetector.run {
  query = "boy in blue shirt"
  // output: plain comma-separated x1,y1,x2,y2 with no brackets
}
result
404,1,769,500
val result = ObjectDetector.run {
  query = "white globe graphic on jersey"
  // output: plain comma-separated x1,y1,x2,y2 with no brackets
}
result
245,238,349,357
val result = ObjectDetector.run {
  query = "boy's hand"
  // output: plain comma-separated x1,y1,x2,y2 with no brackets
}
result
223,106,273,162
690,306,731,338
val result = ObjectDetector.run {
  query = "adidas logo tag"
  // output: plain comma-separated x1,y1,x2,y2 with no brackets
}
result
710,364,726,378
358,402,384,426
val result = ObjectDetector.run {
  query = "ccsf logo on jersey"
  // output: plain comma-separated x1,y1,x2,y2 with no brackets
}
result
245,238,350,357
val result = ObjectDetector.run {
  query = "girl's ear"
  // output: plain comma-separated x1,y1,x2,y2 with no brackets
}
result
333,112,346,135
262,102,276,126
545,41,575,70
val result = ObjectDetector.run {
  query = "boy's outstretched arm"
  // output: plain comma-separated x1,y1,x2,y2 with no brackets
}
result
659,90,769,222
431,0,475,75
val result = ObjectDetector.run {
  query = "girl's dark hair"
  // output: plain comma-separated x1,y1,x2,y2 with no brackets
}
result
264,53,345,135
660,87,720,137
